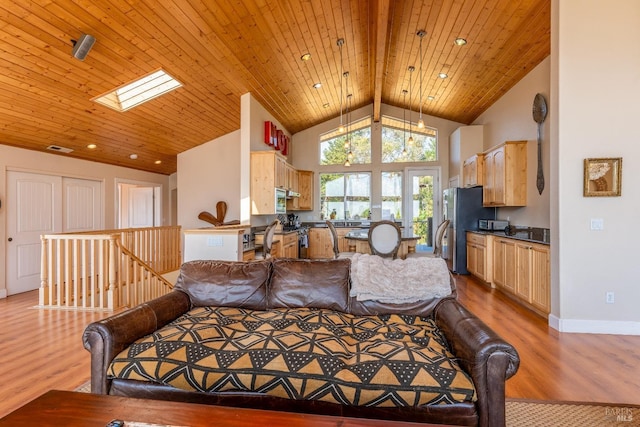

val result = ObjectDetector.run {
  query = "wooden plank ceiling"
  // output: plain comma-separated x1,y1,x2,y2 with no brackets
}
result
0,0,550,175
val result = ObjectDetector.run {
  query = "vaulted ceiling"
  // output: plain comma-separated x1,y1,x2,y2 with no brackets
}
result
0,0,550,175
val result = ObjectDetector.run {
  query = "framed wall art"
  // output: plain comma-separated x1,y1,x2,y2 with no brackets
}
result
583,157,622,197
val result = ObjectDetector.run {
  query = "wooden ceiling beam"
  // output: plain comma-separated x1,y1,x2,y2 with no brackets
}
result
370,0,390,123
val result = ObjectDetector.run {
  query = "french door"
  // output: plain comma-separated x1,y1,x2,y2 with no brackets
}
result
403,168,441,253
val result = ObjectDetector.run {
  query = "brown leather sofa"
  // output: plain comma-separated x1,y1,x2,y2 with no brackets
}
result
83,258,519,427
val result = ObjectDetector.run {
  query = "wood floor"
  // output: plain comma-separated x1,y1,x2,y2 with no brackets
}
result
1,274,639,418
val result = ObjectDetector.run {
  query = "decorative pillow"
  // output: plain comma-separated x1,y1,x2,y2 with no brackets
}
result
175,259,271,309
268,258,350,311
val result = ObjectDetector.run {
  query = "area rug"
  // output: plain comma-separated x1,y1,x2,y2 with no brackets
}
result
506,399,639,426
73,384,638,426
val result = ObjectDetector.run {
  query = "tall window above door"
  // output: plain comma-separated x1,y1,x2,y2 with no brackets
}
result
320,117,372,165
381,172,403,220
381,116,437,163
320,172,371,220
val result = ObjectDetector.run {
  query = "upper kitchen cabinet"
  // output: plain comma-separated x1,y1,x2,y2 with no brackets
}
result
289,170,314,211
462,154,484,188
449,125,484,184
251,151,289,214
483,141,527,207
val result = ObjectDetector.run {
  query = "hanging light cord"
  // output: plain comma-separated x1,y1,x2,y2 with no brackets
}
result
337,38,344,130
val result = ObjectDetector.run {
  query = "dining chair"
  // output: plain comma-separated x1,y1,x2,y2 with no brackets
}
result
406,219,450,258
255,219,279,259
326,221,356,259
368,220,402,259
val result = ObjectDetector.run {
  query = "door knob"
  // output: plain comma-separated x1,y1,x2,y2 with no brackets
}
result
8,238,12,242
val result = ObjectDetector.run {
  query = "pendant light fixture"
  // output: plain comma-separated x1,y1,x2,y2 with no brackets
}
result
417,30,426,129
408,66,415,146
337,38,345,134
402,89,408,157
343,71,350,149
345,93,353,167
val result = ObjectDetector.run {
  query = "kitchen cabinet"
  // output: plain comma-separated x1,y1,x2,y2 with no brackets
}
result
517,242,550,315
243,250,255,261
449,125,484,182
308,226,355,258
462,154,484,188
483,141,527,207
492,237,516,294
308,227,332,259
490,235,550,316
281,232,299,258
251,151,294,214
293,170,314,211
466,232,490,282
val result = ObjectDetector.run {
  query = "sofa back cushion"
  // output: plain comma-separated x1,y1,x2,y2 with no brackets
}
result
175,260,271,309
268,258,350,311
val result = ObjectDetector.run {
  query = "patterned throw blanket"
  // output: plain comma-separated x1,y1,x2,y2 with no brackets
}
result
350,253,452,303
109,307,476,407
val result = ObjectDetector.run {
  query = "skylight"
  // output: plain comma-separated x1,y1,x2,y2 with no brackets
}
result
93,70,182,112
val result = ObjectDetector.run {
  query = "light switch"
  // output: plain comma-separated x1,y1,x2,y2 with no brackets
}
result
590,218,604,230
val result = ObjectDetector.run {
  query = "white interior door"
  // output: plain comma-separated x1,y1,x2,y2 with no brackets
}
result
128,186,155,228
404,168,441,253
63,177,103,232
7,172,62,295
6,173,104,295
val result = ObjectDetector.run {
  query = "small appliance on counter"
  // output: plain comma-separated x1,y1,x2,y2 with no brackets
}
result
478,219,510,232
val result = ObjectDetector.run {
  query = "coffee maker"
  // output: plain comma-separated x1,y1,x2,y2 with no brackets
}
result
286,213,300,229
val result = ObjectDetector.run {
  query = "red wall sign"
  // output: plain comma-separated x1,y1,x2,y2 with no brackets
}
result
264,121,288,155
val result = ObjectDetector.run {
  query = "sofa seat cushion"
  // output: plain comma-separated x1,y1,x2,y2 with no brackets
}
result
108,307,476,408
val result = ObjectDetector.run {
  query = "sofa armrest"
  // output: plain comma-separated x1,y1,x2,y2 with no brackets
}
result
82,290,191,394
433,298,520,427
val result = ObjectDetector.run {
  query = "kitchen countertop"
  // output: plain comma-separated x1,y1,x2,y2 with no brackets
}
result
469,227,550,245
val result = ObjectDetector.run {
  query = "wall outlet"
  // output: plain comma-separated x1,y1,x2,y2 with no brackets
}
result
591,218,604,230
606,292,615,304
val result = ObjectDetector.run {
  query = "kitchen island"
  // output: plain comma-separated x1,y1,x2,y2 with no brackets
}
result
343,228,420,259
183,225,254,262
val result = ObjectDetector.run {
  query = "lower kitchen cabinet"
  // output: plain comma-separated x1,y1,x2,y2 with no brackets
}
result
281,232,299,258
466,232,490,282
308,227,332,259
489,234,550,316
308,227,355,258
492,237,516,294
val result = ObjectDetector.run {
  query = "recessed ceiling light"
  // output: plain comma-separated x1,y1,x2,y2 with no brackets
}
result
438,73,448,79
129,154,138,160
154,160,162,165
323,103,330,108
300,53,311,61
454,38,467,46
427,96,435,101
87,144,97,149
93,69,182,112
313,82,322,89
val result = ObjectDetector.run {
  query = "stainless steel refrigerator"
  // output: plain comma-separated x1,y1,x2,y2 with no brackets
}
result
442,187,496,274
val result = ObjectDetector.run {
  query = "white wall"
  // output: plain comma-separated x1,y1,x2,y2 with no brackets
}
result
176,130,242,230
178,93,291,231
550,0,640,334
473,57,551,228
291,102,464,221
0,145,170,298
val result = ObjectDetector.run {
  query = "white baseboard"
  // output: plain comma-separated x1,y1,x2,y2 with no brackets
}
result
549,315,640,335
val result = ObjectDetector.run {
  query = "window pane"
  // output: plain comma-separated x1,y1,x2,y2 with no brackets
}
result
320,172,371,220
380,116,437,163
381,172,402,220
320,117,372,165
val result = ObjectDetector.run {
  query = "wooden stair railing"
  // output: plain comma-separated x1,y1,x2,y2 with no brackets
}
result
38,226,181,311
